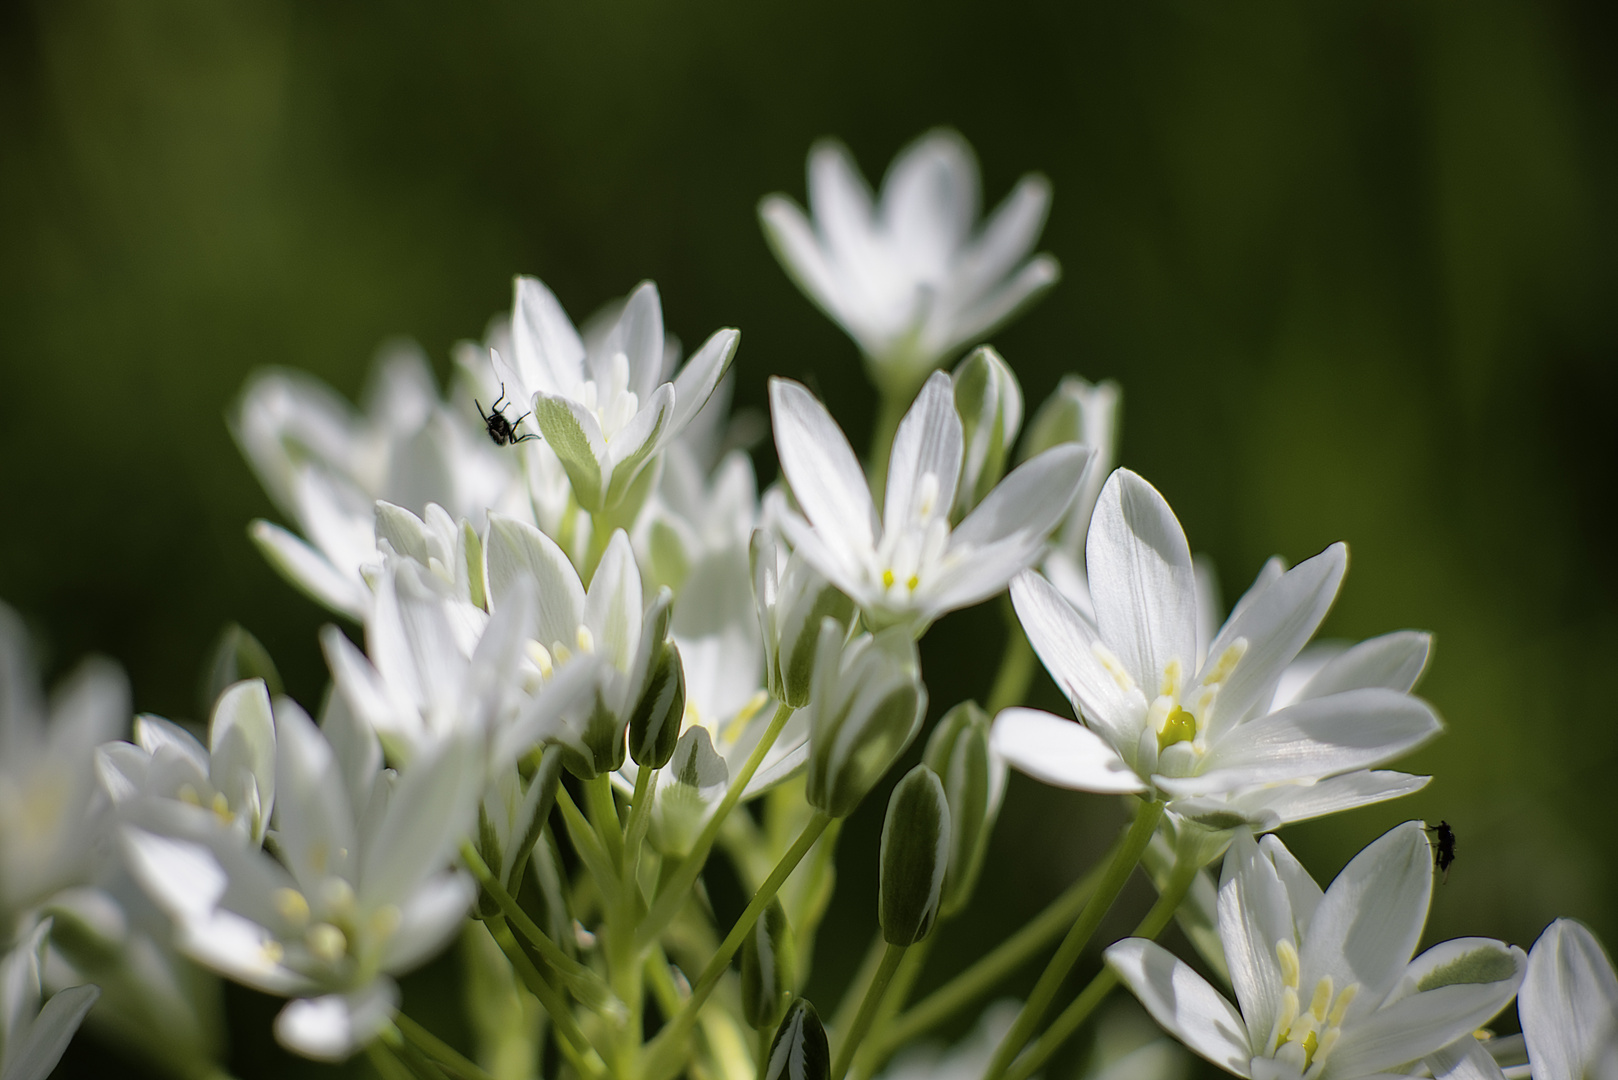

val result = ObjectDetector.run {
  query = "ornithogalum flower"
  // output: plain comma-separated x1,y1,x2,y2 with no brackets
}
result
1107,823,1525,1080
235,344,524,619
1518,919,1618,1080
0,603,127,942
123,698,482,1061
97,679,277,847
760,129,1059,395
0,920,99,1080
770,372,1091,634
994,469,1441,829
489,277,739,514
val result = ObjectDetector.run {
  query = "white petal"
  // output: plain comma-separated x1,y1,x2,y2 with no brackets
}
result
4,984,99,1080
208,679,277,843
990,708,1145,794
807,140,876,273
1296,630,1432,701
1257,833,1324,936
881,129,979,270
1303,820,1432,1005
1182,688,1441,794
1197,544,1347,735
1217,830,1296,1047
950,444,1091,553
668,328,740,438
1428,1036,1511,1080
274,980,399,1063
1521,918,1618,1080
382,872,477,973
1103,939,1253,1075
596,281,664,400
249,520,367,620
120,827,227,922
359,736,481,908
134,715,208,771
955,174,1052,299
943,254,1061,350
1227,770,1431,827
769,379,878,557
883,371,964,540
1086,470,1198,696
511,276,586,395
1010,571,1148,751
182,909,309,996
583,530,644,673
272,699,357,890
759,196,847,323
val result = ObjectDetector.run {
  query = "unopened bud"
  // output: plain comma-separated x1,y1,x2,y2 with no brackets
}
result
648,727,729,857
879,765,950,946
804,623,927,819
741,898,798,1031
923,701,1006,916
952,347,1024,520
1021,375,1121,560
752,530,855,707
629,640,685,769
763,999,829,1080
200,623,282,720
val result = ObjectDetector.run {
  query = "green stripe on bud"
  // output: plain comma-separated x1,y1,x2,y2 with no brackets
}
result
764,999,829,1080
741,898,798,1031
879,765,951,946
629,640,684,768
752,531,855,708
951,346,1024,521
923,701,1005,917
804,623,927,819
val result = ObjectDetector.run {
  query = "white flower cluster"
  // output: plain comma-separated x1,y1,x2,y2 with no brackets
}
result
1,128,1610,1080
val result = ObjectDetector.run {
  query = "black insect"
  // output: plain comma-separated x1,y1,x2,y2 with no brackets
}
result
477,385,540,447
1426,820,1456,882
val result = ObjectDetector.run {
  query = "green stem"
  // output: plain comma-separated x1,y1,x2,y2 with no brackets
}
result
851,937,932,1080
623,764,657,879
393,1017,495,1080
984,621,1035,715
830,943,905,1080
585,773,626,868
638,703,797,948
378,1025,450,1080
829,933,889,1037
1001,853,1201,1080
873,834,1114,1057
981,801,1164,1080
643,812,833,1080
459,841,621,1016
557,783,621,905
485,917,609,1080
366,1039,423,1080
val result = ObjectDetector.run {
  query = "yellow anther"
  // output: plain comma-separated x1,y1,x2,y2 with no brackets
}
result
371,905,402,940
553,642,572,664
274,888,311,928
260,939,284,965
210,791,234,824
882,569,896,589
306,923,347,964
1276,939,1301,987
1202,639,1248,687
1317,1027,1341,1059
1159,659,1184,698
1275,987,1300,1044
177,784,202,808
1092,644,1137,694
528,641,554,679
1309,976,1334,1021
906,574,919,591
322,878,356,915
576,625,595,654
1327,983,1358,1027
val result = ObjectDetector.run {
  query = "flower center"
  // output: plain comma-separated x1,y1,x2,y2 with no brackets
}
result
1269,939,1358,1076
578,351,640,441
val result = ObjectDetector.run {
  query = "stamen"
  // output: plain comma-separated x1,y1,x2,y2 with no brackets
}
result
306,923,347,964
1092,644,1138,694
274,888,311,929
576,625,595,654
1309,976,1334,1022
1326,983,1357,1027
882,569,896,589
1202,639,1248,686
1276,939,1301,986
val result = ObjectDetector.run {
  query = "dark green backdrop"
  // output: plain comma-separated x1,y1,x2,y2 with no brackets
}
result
2,1,1614,1076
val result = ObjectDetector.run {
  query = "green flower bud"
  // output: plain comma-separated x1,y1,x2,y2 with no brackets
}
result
1020,375,1121,575
763,999,829,1080
629,640,685,769
923,701,1006,917
199,623,282,720
951,346,1024,521
648,727,729,856
804,623,927,819
740,898,798,1031
879,765,951,946
752,530,855,707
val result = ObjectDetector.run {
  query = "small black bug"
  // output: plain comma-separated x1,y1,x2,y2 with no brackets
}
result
477,384,540,447
1426,820,1456,882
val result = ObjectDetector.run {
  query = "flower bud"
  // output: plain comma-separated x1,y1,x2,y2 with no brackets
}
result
923,701,1006,917
763,999,829,1080
740,898,798,1031
648,727,729,856
199,622,282,719
628,640,685,769
951,346,1024,520
751,530,855,707
879,765,951,946
1021,375,1120,552
804,623,927,819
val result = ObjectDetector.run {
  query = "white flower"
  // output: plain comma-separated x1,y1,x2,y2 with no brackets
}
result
491,277,739,514
1,920,99,1080
235,344,524,618
123,697,482,1061
760,129,1060,393
1107,822,1526,1080
0,603,127,941
1518,918,1618,1080
770,371,1092,633
994,469,1441,828
96,679,277,847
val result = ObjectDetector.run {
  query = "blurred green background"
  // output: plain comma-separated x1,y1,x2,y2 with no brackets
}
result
2,0,1614,1075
